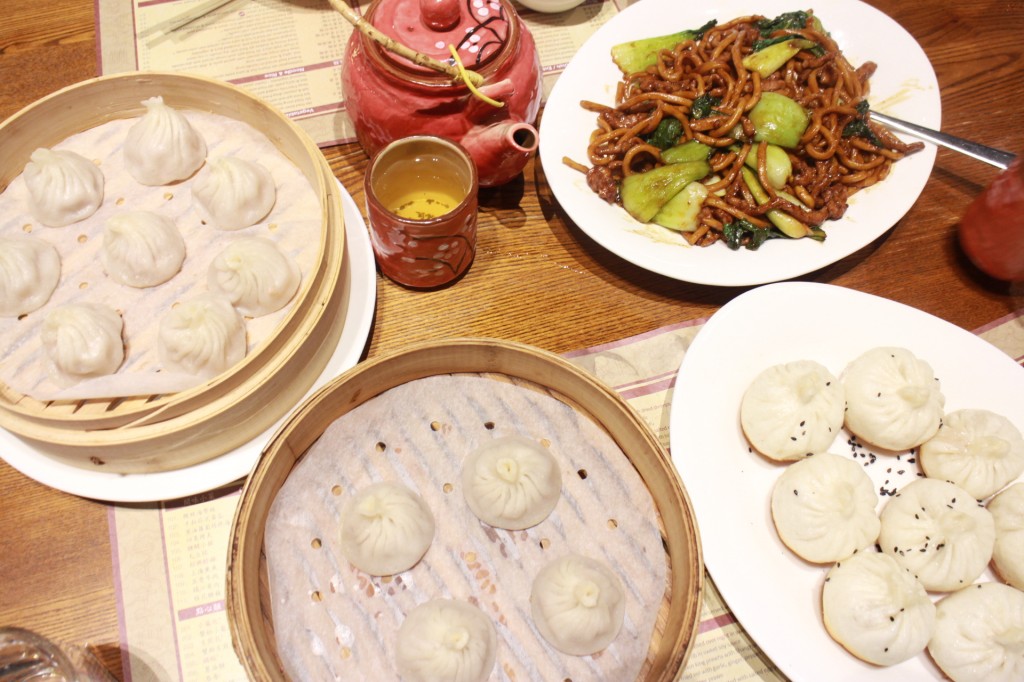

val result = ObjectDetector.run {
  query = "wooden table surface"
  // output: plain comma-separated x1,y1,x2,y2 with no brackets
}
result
0,0,1021,678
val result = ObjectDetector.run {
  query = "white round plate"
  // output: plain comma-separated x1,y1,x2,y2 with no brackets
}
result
539,0,940,286
670,281,1024,680
0,184,377,503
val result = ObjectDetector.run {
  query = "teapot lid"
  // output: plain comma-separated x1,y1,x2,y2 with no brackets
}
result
367,0,514,76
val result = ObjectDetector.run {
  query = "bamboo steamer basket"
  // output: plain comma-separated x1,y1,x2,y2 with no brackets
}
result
226,338,704,681
0,72,347,473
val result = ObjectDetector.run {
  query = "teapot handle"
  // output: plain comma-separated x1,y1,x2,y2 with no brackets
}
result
420,0,460,31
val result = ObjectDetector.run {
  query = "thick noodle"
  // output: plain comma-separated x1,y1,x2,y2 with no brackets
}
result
571,13,924,247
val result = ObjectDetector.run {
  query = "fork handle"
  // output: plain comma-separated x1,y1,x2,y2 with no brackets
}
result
870,110,1017,170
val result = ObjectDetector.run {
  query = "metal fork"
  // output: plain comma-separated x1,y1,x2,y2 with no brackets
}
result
870,110,1016,170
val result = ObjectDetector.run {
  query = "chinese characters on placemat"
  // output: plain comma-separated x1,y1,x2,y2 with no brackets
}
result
110,487,245,681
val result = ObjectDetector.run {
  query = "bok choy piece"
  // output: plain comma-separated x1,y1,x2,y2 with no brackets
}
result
662,140,712,164
611,20,717,74
749,92,809,148
741,143,793,190
652,181,708,232
740,166,813,239
742,38,817,77
621,160,710,222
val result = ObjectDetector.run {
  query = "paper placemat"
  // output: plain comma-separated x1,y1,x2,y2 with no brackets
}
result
96,0,640,148
108,305,1024,681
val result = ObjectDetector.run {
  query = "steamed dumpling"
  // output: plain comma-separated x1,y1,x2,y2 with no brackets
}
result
124,96,207,186
101,210,186,288
771,452,880,563
395,599,497,682
41,302,124,386
989,483,1024,590
0,234,61,316
339,481,435,576
157,294,246,378
740,359,845,461
928,582,1024,682
23,147,104,227
530,553,625,656
207,237,300,317
920,409,1024,500
878,478,994,592
842,346,945,451
462,435,562,530
821,551,935,666
192,156,276,231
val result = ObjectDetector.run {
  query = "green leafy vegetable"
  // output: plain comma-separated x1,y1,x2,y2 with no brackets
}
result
662,140,713,164
644,117,683,150
691,94,722,120
740,167,811,238
749,92,809,148
652,181,708,232
740,143,792,190
843,100,882,146
752,11,826,56
723,220,778,250
742,38,817,77
621,160,711,222
610,20,718,74
755,11,812,35
752,34,796,52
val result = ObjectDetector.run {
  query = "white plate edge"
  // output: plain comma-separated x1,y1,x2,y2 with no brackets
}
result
0,183,377,503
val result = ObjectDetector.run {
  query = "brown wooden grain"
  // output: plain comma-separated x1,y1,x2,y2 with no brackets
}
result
1,1,1022,680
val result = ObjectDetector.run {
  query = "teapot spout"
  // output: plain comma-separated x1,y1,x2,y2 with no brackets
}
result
462,121,539,187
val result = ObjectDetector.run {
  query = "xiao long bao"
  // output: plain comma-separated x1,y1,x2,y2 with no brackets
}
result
23,147,104,227
339,481,436,577
41,302,125,387
530,553,626,656
0,235,61,317
461,435,562,530
395,599,497,682
123,95,207,186
157,294,246,378
100,210,186,288
207,237,300,317
192,156,277,231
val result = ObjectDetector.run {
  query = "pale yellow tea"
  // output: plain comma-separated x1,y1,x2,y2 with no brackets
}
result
375,154,469,220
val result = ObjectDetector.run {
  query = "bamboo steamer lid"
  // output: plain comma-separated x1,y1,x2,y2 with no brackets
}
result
0,72,347,474
226,338,704,681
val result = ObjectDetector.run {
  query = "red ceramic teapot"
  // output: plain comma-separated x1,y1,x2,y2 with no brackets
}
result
341,0,543,187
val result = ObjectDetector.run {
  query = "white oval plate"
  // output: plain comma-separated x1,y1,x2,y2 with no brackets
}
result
0,184,377,503
539,0,939,286
670,281,1024,680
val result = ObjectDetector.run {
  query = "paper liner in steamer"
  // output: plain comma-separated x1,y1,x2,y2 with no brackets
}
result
0,73,346,473
227,339,704,681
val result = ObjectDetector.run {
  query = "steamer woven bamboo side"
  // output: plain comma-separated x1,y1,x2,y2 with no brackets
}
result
0,155,347,472
0,72,331,432
226,338,704,682
0,73,348,473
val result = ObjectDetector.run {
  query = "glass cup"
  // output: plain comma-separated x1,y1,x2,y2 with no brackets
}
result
364,135,479,288
0,627,114,681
